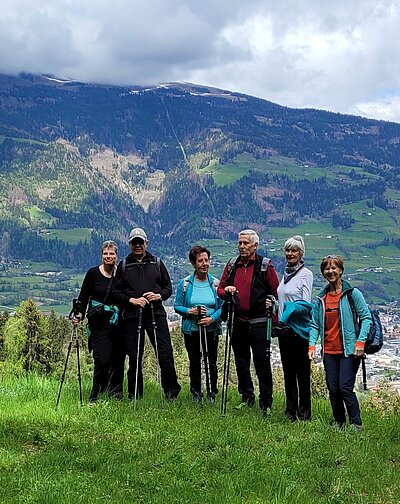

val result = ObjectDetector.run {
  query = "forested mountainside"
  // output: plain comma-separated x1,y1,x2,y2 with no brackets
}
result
1,72,400,269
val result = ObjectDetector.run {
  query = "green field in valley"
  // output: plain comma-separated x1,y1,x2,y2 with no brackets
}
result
37,227,93,244
201,154,383,186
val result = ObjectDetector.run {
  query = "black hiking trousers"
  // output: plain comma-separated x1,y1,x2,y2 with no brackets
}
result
278,329,311,420
231,318,273,410
112,311,181,400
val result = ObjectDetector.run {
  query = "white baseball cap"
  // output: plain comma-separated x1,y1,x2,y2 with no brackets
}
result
128,228,148,243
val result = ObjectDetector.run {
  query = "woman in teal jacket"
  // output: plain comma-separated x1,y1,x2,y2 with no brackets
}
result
308,255,371,429
174,245,223,403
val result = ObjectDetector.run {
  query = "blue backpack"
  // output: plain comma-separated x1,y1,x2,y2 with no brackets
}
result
363,309,383,354
348,291,383,355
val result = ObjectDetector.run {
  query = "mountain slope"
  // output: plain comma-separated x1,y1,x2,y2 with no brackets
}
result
0,72,400,268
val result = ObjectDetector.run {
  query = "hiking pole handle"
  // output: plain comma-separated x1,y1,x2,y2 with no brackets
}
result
265,295,276,317
197,305,206,319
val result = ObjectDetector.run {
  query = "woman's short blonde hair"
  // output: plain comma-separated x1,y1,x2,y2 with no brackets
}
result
284,235,305,256
102,240,118,254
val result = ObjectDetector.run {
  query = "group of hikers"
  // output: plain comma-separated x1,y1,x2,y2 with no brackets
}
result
72,227,372,430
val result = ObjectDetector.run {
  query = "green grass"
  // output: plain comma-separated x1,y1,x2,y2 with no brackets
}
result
0,375,399,503
26,206,57,226
200,158,250,186
200,154,384,186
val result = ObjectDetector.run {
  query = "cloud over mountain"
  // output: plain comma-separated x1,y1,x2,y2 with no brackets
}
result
1,0,399,121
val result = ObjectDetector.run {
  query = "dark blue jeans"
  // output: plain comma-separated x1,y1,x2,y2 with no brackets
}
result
231,319,273,409
323,353,362,426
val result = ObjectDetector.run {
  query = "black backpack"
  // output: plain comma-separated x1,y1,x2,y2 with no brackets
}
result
220,256,271,322
347,290,384,390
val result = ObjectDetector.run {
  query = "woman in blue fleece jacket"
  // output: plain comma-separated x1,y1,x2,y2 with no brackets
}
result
308,255,371,430
174,246,223,403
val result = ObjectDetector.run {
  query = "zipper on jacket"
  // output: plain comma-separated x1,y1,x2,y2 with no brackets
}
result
338,293,346,357
319,295,325,358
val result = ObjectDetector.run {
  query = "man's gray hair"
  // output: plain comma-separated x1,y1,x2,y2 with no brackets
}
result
238,229,259,245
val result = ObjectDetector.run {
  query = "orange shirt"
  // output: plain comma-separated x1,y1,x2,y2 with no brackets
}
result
324,292,343,354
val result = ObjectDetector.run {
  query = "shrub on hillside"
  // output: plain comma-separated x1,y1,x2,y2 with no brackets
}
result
0,299,91,378
311,363,328,399
363,380,400,416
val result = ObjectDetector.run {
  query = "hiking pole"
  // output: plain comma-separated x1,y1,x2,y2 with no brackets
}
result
266,296,273,358
198,306,212,401
133,307,143,411
221,293,235,416
361,355,368,391
56,324,82,409
198,324,204,401
150,302,164,405
76,325,83,406
202,326,212,399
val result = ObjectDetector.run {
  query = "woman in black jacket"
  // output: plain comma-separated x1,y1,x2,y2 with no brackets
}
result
72,240,119,402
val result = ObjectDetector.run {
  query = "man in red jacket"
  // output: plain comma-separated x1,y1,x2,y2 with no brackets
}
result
218,229,279,414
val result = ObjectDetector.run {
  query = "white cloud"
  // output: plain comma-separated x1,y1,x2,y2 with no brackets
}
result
351,96,400,123
1,0,400,122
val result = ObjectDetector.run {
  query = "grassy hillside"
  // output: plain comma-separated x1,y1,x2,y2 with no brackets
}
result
0,375,399,503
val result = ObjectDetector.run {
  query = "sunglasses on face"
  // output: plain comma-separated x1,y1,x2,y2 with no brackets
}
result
130,239,145,246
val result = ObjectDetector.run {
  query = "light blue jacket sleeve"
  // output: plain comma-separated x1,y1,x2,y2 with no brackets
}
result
210,292,223,321
174,279,190,317
351,288,372,343
309,299,322,347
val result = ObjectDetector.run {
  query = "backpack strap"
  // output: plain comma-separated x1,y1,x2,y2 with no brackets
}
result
224,258,236,285
182,275,191,293
346,289,360,331
260,256,271,272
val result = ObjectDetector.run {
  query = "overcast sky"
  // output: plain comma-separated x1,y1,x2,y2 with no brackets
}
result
1,0,399,122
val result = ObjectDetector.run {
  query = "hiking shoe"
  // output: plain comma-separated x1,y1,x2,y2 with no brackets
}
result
348,424,363,432
207,394,216,404
330,421,345,431
234,400,255,410
128,393,142,401
262,407,272,418
192,392,203,404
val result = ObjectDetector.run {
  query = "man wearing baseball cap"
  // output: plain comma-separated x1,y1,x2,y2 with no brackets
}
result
112,227,181,401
